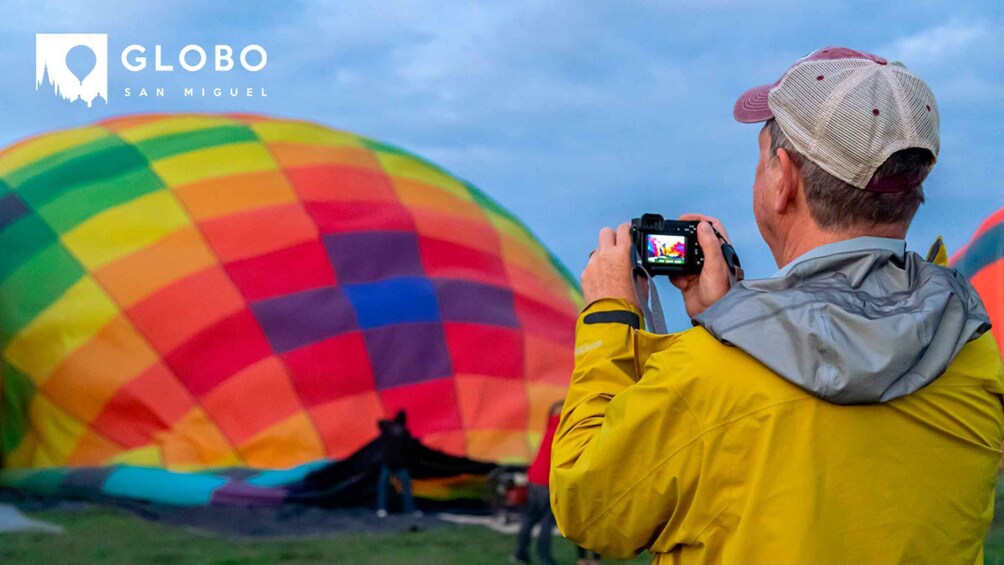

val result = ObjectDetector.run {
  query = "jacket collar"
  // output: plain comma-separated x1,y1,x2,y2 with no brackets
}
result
773,236,906,278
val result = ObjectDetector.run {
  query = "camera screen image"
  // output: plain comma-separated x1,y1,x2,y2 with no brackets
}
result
646,234,687,265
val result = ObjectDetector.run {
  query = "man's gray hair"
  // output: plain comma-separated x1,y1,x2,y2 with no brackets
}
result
765,120,931,230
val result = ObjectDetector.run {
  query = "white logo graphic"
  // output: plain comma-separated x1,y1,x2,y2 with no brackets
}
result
36,34,108,107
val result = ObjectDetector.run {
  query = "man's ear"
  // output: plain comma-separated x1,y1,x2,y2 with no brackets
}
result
773,147,800,214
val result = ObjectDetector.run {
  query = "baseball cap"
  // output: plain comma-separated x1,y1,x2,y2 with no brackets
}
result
734,46,939,192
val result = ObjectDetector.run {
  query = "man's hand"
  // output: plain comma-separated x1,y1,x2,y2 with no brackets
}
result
581,222,639,307
670,214,733,319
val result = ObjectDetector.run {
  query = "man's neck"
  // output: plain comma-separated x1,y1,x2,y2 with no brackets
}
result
774,224,906,270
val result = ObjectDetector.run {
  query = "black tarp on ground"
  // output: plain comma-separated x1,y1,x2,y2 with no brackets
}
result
287,437,497,510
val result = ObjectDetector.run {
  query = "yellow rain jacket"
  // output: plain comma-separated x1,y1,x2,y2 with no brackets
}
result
552,289,1004,564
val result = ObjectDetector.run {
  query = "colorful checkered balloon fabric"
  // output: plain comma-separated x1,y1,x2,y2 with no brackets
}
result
952,207,1004,355
0,114,582,471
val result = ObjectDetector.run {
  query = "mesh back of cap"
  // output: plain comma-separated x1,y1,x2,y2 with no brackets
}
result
768,58,939,189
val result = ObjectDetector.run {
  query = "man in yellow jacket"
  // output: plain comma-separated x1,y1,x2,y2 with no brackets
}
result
551,46,1004,564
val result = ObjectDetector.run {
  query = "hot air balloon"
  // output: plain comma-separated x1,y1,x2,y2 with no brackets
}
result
952,207,1004,355
0,114,581,506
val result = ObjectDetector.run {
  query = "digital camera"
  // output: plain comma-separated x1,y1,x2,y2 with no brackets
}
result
630,214,704,276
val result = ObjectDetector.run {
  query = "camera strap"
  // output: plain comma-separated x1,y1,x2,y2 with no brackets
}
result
634,269,668,334
712,226,745,287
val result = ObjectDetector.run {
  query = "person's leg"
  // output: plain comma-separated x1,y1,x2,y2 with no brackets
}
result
397,468,417,514
514,486,544,562
376,465,390,514
535,486,557,565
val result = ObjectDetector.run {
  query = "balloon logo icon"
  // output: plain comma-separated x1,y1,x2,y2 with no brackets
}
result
36,34,109,107
65,44,97,85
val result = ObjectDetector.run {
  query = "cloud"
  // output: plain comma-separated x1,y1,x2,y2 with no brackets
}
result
885,19,989,62
1,1,1001,331
0,1,174,33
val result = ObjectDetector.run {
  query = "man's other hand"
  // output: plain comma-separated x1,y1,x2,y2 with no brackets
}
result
581,222,638,307
670,214,733,319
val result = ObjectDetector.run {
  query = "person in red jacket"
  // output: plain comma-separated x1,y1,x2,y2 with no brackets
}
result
511,401,563,565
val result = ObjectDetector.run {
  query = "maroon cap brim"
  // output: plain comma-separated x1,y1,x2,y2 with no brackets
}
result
733,83,775,123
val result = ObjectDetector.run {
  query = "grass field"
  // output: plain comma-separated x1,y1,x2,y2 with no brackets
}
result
0,505,649,565
3,495,1004,564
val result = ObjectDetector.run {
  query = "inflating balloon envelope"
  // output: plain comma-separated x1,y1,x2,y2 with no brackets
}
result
952,207,1004,356
0,114,581,509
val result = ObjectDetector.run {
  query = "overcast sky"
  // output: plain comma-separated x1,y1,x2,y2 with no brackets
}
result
2,1,1001,330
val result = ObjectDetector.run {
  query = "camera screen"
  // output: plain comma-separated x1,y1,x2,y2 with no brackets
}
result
646,234,687,265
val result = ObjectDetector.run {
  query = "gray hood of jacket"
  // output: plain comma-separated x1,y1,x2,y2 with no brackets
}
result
693,247,991,404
